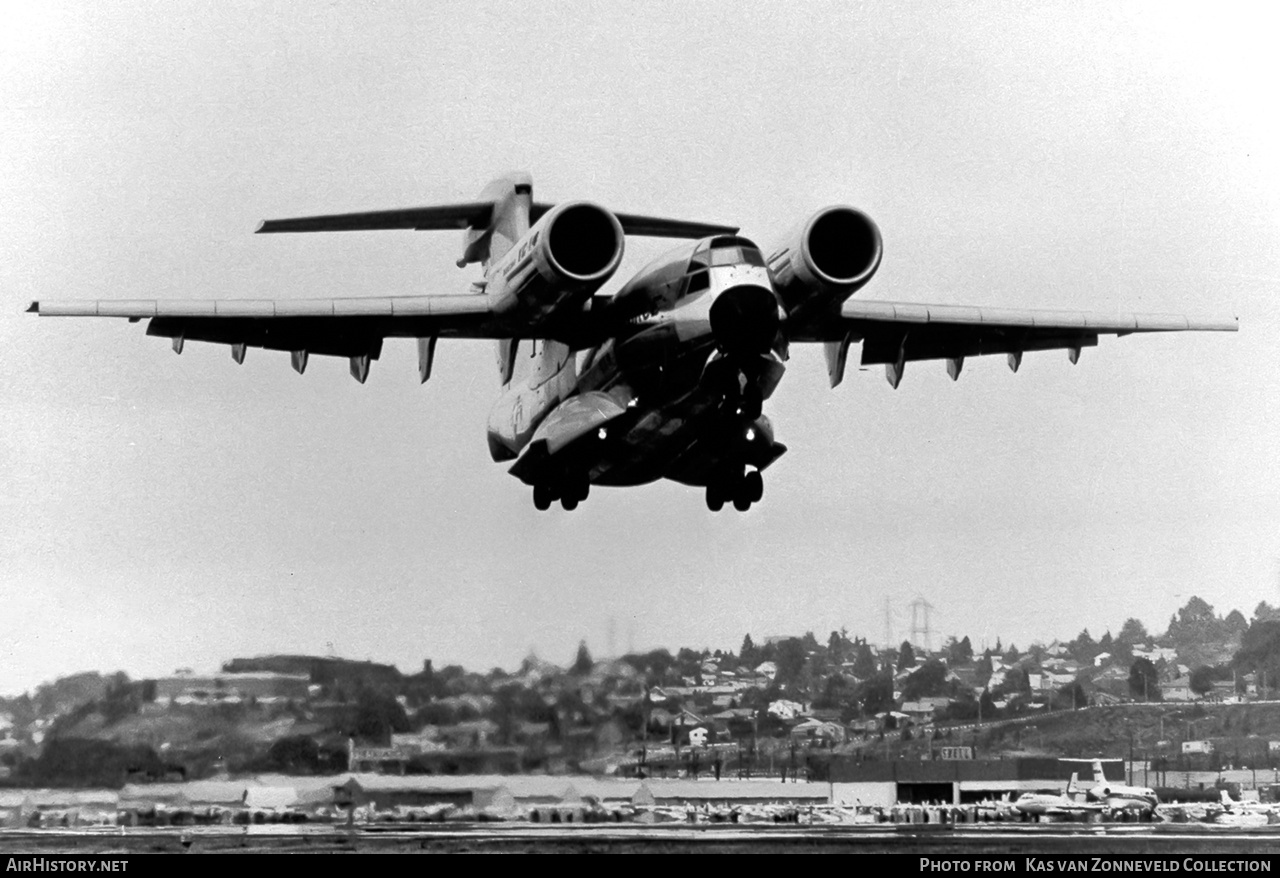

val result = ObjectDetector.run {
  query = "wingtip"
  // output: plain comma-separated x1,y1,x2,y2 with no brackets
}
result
26,301,38,313
254,220,270,234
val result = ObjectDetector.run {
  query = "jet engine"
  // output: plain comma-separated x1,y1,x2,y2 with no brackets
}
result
495,201,625,320
769,206,882,315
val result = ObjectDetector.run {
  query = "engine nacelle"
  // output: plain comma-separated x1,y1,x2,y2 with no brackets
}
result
768,206,882,315
491,201,625,321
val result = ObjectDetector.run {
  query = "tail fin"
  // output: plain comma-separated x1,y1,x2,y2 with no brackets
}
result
1091,759,1105,782
460,173,535,386
460,171,533,271
1222,789,1233,805
1067,772,1078,796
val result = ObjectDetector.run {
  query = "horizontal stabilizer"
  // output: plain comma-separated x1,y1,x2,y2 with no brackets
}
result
256,202,494,234
530,203,736,239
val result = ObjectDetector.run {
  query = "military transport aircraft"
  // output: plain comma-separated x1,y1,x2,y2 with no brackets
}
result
28,172,1237,512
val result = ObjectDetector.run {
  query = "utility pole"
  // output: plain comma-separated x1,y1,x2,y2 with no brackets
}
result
641,686,650,774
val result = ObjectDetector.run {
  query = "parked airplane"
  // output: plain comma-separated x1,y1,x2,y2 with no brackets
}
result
1013,774,1104,819
1084,759,1159,813
28,172,1238,511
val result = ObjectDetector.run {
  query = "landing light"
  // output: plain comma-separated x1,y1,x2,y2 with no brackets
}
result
745,427,756,441
598,427,608,440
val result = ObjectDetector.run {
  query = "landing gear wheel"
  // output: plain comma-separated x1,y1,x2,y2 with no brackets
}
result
565,476,590,504
533,485,554,511
732,490,752,512
561,495,579,511
706,485,725,512
744,470,764,503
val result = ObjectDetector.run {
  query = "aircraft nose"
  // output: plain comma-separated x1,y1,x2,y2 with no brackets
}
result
709,284,781,357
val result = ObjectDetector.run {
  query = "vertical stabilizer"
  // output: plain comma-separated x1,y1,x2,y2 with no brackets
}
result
1091,759,1105,783
463,172,534,386
460,171,533,271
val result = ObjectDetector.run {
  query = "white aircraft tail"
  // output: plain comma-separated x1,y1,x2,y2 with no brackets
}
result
1091,759,1106,782
1067,772,1079,796
464,173,536,387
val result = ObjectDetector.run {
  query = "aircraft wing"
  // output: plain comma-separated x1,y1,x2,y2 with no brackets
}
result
795,300,1238,388
257,202,494,233
256,201,737,239
26,295,514,383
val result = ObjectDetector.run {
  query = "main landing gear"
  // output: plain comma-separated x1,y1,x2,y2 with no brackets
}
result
705,469,764,512
532,474,591,512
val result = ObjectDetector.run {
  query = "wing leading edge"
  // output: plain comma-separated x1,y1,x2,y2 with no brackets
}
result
27,295,509,384
799,300,1238,388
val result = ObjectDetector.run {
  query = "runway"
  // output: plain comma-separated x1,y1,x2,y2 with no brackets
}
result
3,823,1280,854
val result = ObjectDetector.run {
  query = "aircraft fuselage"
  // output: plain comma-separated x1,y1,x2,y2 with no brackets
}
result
490,235,789,511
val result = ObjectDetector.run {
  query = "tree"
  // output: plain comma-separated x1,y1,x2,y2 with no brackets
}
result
1254,602,1280,625
897,641,916,672
994,667,1031,699
947,635,974,665
573,641,594,675
1054,681,1088,711
1224,610,1248,637
975,654,994,688
1168,596,1222,648
814,673,854,711
774,638,808,687
827,630,847,664
1129,658,1160,701
351,688,410,743
267,735,321,773
860,674,895,716
1234,620,1280,697
1117,618,1150,649
902,660,950,701
851,640,877,679
1068,629,1097,664
979,688,997,718
1189,666,1218,698
740,634,758,667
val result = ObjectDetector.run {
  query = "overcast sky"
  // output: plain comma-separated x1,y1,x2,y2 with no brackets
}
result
1,2,1276,695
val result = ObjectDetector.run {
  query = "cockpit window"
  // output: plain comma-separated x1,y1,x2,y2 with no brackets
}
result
689,236,764,271
709,245,765,267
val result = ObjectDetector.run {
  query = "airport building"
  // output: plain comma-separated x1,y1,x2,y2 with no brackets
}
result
824,757,1124,807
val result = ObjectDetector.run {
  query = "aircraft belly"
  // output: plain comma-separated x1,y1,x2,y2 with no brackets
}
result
485,357,577,459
